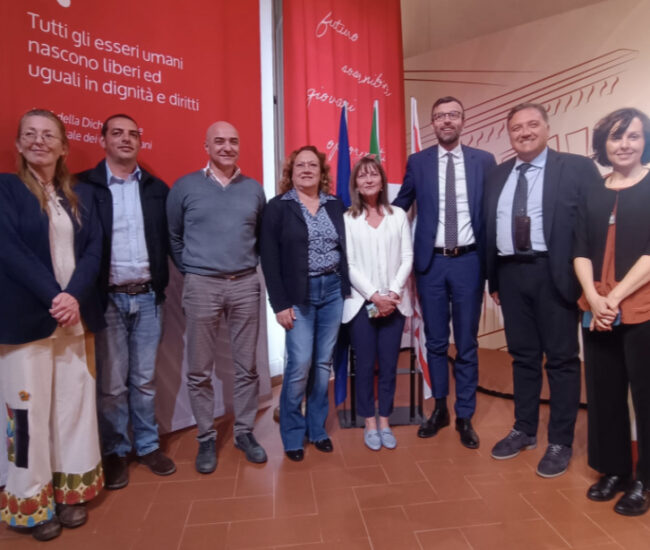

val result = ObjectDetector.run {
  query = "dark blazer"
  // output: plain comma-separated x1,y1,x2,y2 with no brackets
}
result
485,148,601,304
260,193,351,313
0,174,105,345
77,160,170,307
393,144,496,273
574,173,650,281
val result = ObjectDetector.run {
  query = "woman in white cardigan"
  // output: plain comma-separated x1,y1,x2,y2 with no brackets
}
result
343,155,413,450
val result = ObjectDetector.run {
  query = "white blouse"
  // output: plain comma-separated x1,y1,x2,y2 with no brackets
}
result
46,186,83,337
342,206,413,323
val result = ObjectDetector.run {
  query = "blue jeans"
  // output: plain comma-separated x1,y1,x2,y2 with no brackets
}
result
95,291,162,457
280,273,343,451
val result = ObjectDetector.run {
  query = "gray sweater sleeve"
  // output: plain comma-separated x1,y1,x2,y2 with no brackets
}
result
166,181,185,273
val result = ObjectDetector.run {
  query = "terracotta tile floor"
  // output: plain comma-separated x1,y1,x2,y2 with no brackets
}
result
2,381,650,549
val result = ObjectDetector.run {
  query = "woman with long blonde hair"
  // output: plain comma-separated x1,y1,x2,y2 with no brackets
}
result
0,109,105,541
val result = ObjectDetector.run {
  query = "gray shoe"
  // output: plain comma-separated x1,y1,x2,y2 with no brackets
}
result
364,429,381,451
235,433,268,464
195,439,217,474
536,443,572,478
491,429,537,459
380,428,397,449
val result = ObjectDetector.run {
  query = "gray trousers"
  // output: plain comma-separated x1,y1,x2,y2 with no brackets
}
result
182,272,260,441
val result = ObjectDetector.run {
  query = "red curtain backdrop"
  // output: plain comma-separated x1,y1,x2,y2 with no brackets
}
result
0,0,262,185
283,0,406,189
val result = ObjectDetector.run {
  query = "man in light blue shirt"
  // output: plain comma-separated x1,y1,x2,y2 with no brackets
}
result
78,114,176,490
485,103,600,478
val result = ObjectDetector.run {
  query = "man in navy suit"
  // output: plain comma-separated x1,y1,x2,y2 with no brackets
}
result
394,97,496,449
484,103,600,477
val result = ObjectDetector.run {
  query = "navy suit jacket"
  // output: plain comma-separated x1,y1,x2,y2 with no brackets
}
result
484,148,601,304
0,174,105,344
393,144,496,274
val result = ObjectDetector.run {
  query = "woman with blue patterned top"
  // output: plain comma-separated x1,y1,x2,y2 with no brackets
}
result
260,146,350,462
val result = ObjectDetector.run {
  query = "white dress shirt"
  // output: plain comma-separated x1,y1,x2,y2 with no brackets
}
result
342,206,413,323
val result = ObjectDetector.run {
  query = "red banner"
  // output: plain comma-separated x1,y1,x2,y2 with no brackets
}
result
283,0,406,189
0,0,262,184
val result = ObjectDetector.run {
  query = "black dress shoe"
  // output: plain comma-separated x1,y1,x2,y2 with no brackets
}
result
32,517,62,541
615,480,650,516
103,453,129,490
55,503,87,529
417,408,450,438
455,418,479,449
587,474,631,502
313,438,334,453
285,449,304,462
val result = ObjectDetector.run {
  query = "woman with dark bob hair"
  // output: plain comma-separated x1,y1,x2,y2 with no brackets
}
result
260,145,350,461
574,107,650,516
0,110,105,540
342,155,413,450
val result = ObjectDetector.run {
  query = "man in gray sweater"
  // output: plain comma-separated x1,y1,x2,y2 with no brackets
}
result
167,121,267,473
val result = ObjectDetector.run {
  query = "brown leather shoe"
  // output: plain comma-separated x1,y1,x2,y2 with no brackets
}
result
138,448,176,476
56,503,87,529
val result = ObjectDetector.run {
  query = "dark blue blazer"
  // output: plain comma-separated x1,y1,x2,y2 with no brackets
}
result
260,193,350,313
484,149,601,304
393,145,496,274
0,174,105,345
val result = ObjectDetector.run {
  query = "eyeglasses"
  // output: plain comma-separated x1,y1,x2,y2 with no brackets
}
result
20,131,62,145
295,162,319,170
432,111,462,122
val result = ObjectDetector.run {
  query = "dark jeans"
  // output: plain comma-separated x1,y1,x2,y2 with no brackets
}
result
349,307,405,418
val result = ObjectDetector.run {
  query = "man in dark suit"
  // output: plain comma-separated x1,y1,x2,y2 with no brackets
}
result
394,96,496,449
485,102,600,477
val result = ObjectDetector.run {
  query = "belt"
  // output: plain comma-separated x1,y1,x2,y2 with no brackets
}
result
213,267,257,280
498,251,549,264
433,244,477,258
109,282,151,295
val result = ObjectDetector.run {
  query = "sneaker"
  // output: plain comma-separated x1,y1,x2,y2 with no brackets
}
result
364,429,381,451
195,439,217,474
138,448,177,476
380,428,397,449
235,433,268,464
536,444,572,478
103,453,129,490
491,429,537,459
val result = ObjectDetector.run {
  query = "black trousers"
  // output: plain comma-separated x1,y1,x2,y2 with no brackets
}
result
583,320,650,484
498,257,580,446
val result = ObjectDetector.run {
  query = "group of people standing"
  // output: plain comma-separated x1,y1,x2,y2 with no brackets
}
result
1,97,650,541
